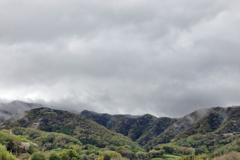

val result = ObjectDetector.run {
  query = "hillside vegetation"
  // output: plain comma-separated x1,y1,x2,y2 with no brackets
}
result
2,102,240,159
2,108,139,149
80,110,177,145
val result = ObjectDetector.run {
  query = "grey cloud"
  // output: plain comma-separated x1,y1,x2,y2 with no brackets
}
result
0,0,228,42
0,0,240,117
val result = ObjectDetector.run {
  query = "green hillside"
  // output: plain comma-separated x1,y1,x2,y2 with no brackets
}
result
2,108,140,149
145,108,210,147
2,104,240,159
174,107,227,140
80,110,176,145
137,117,177,146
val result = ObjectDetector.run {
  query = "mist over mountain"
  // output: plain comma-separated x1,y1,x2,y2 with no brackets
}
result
0,100,43,123
0,100,80,123
2,100,240,147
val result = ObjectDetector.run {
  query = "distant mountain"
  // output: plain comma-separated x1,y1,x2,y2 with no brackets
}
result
1,107,140,148
2,100,240,152
137,117,177,146
0,100,43,123
80,110,177,145
173,107,227,140
81,106,240,148
145,108,211,147
145,106,240,147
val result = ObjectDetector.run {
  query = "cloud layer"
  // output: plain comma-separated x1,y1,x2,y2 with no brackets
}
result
0,0,240,117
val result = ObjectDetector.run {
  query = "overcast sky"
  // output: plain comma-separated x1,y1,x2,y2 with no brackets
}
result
0,0,240,117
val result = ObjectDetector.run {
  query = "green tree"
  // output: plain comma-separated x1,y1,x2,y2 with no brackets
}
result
103,155,110,160
28,143,35,154
195,146,209,155
0,144,17,160
136,151,151,160
49,153,61,160
151,150,165,158
61,155,70,160
59,149,82,160
32,153,46,160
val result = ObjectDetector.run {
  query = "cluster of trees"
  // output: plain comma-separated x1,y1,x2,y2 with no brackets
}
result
0,127,193,160
49,149,82,160
0,129,36,156
12,127,81,151
2,126,240,160
25,149,82,160
135,150,165,160
0,144,17,160
153,144,195,156
173,131,240,156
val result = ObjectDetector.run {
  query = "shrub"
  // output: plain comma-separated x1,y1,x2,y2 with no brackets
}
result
32,153,46,160
103,155,110,160
115,147,133,159
150,150,165,158
59,149,82,160
136,151,151,160
49,153,61,160
100,151,122,159
195,146,209,155
182,154,210,160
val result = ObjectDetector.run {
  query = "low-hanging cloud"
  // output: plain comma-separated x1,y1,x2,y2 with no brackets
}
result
0,0,240,117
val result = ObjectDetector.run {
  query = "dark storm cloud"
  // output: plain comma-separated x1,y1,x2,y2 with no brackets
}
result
0,0,240,117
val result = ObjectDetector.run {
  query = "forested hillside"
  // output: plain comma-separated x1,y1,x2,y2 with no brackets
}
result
2,107,139,148
2,102,240,159
80,110,177,145
80,105,240,157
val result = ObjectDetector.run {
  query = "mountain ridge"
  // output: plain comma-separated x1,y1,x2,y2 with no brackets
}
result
2,100,240,148
2,101,240,159
1,107,140,149
80,110,176,143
